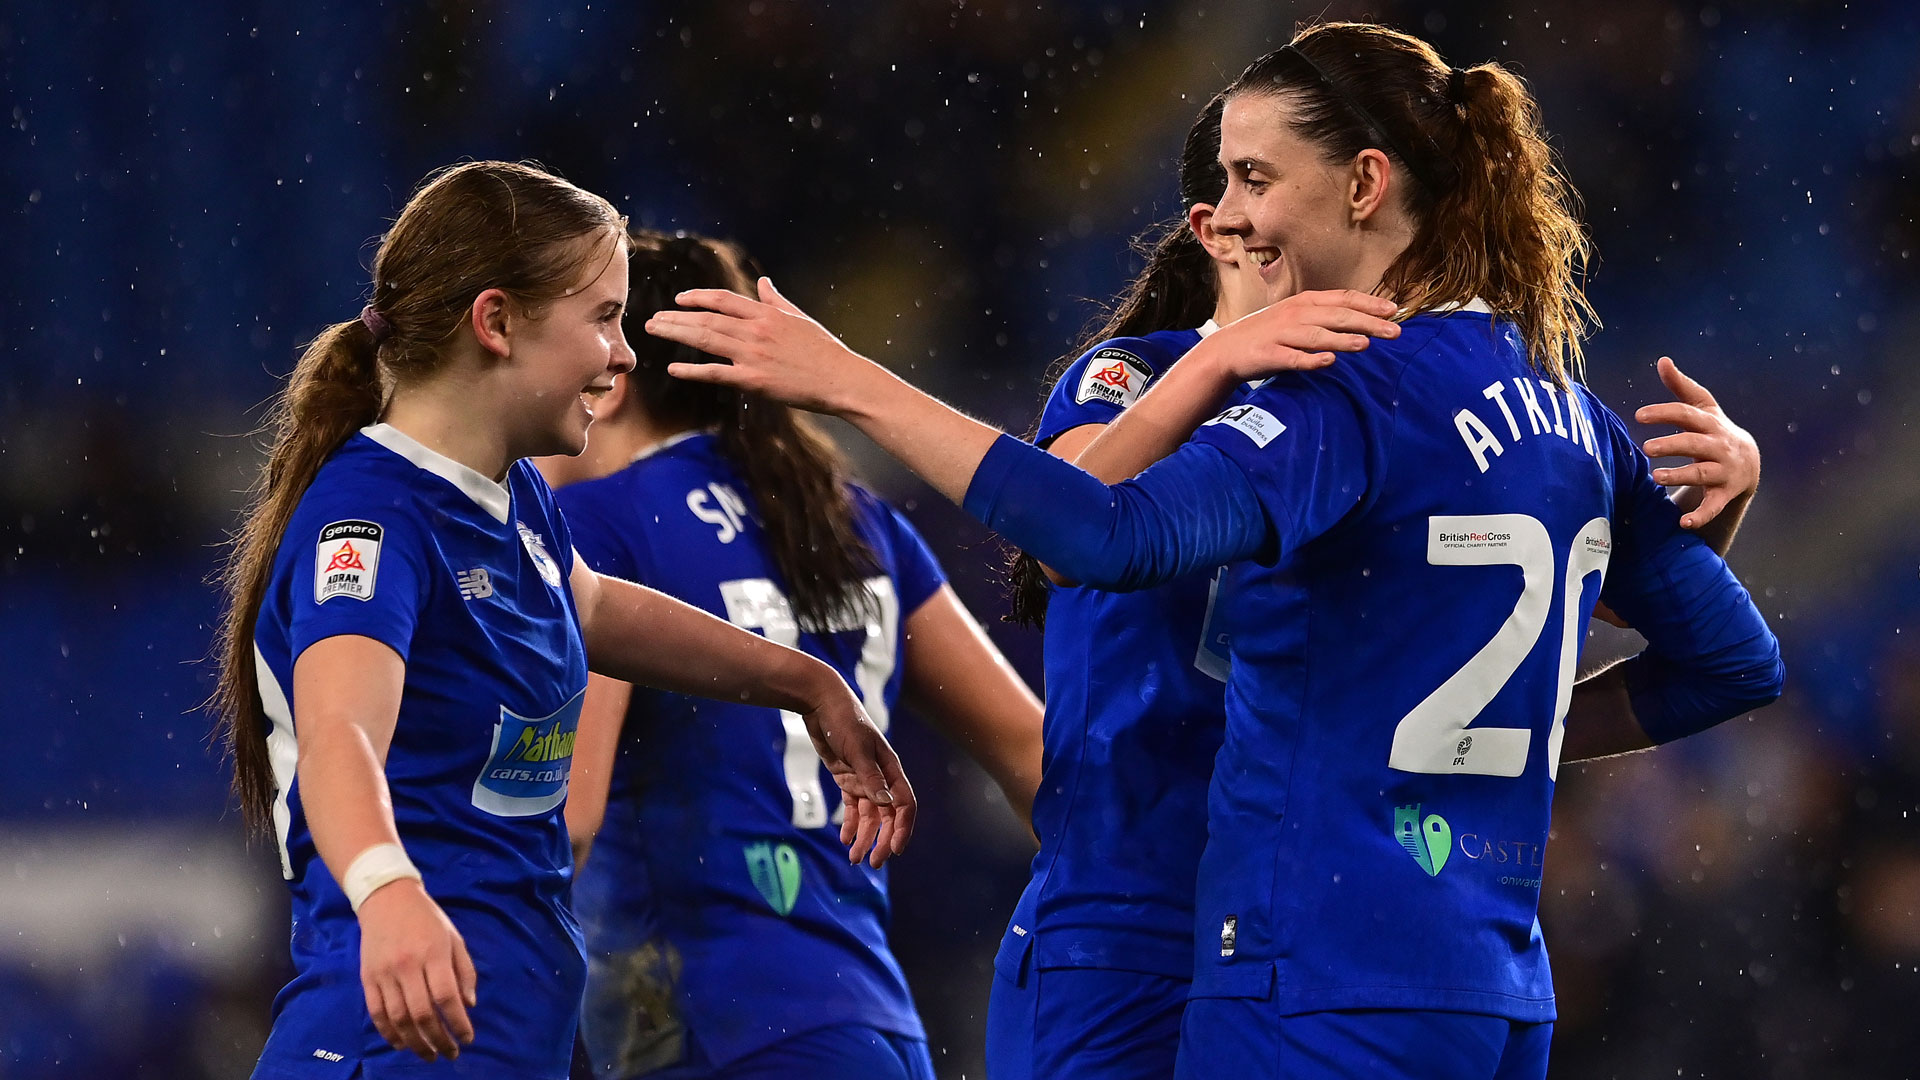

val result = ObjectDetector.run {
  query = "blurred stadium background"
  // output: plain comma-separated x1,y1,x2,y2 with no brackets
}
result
4,0,1918,1076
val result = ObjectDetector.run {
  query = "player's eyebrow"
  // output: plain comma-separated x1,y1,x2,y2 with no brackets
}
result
1227,156,1275,175
596,299,625,316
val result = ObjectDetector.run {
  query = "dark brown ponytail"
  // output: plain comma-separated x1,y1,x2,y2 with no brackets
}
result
1229,22,1597,385
212,161,628,836
624,231,878,636
1004,94,1228,628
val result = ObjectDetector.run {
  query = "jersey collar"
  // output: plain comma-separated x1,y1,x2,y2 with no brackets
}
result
1198,319,1220,337
360,422,512,524
1423,297,1494,315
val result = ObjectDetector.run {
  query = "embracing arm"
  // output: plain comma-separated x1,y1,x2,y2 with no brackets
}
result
293,635,476,1062
569,562,914,866
1074,291,1400,483
899,585,1044,834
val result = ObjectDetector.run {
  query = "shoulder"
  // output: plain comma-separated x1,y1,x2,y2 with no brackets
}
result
291,437,434,541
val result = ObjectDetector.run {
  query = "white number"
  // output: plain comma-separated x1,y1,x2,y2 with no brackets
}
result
1388,514,1611,780
718,576,898,828
1194,566,1230,683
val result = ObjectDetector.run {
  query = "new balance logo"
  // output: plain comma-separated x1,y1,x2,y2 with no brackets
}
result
457,568,494,600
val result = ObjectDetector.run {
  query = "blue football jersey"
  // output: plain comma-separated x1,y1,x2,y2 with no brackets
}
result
556,432,947,1073
251,424,588,1080
1179,304,1693,1018
998,326,1238,981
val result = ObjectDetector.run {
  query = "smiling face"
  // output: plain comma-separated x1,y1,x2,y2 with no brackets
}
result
506,230,636,458
1212,91,1396,303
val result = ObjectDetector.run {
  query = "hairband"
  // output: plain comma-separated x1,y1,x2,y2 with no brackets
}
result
1447,68,1469,107
1278,44,1458,193
360,304,394,344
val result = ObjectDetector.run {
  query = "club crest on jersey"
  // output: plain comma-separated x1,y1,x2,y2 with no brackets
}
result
471,688,583,817
516,521,563,589
1073,348,1154,409
1395,803,1452,877
314,520,383,603
1203,404,1286,448
744,841,802,917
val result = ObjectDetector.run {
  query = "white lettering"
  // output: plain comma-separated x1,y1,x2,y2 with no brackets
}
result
1512,378,1550,435
687,482,749,543
1482,382,1522,440
1453,409,1504,474
1540,380,1569,438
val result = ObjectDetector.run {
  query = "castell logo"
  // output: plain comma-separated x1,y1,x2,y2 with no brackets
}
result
1093,362,1132,390
325,541,367,573
1395,803,1452,877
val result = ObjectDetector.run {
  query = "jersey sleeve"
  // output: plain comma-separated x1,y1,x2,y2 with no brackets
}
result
963,433,1272,590
554,482,647,586
286,497,433,665
1586,390,1784,741
1185,374,1372,561
879,502,948,615
1035,337,1173,446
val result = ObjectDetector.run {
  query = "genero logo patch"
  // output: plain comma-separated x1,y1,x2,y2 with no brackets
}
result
314,520,383,603
1073,348,1154,409
472,688,584,817
1202,404,1286,448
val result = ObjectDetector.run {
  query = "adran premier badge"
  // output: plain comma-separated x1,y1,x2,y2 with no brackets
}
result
315,520,383,603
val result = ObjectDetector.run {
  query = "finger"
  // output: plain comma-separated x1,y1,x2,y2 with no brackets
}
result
878,746,915,856
1298,307,1402,339
840,801,858,848
1633,401,1717,432
1271,327,1373,355
398,968,452,1060
1306,289,1400,317
453,935,479,1012
1649,461,1725,488
1681,488,1733,530
868,806,896,870
664,360,754,388
1641,432,1718,461
426,956,475,1050
644,311,751,357
849,795,881,865
365,976,402,1050
758,276,805,317
672,287,766,319
383,975,434,1061
1656,356,1716,408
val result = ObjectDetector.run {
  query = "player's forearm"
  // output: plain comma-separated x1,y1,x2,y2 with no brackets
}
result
583,574,843,714
1076,344,1241,483
298,723,409,885
1561,662,1655,762
833,364,1005,504
901,591,1044,828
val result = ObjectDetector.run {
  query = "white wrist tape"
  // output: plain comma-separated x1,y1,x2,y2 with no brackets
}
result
343,843,422,913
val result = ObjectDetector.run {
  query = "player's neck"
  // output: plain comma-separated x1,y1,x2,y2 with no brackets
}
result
381,378,520,483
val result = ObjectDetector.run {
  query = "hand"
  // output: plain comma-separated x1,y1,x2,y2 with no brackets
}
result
1633,356,1760,530
800,679,916,869
1193,289,1402,383
357,879,478,1062
647,279,878,417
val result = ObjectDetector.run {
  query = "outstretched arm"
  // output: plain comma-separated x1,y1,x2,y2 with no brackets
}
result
569,561,915,867
646,279,1395,504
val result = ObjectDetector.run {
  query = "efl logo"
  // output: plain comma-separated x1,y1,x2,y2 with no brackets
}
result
1073,348,1153,409
314,520,383,603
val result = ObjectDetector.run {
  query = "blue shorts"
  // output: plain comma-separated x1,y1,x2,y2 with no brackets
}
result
576,1024,933,1080
1175,1004,1552,1080
986,963,1189,1080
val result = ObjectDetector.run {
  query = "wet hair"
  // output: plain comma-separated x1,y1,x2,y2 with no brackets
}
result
213,161,629,836
1229,21,1596,385
623,229,878,636
1004,94,1229,627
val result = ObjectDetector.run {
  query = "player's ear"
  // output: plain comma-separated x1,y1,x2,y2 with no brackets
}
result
1349,149,1392,223
1189,203,1235,261
470,288,513,359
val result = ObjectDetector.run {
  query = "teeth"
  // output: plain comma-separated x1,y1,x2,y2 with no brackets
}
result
1248,249,1278,267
